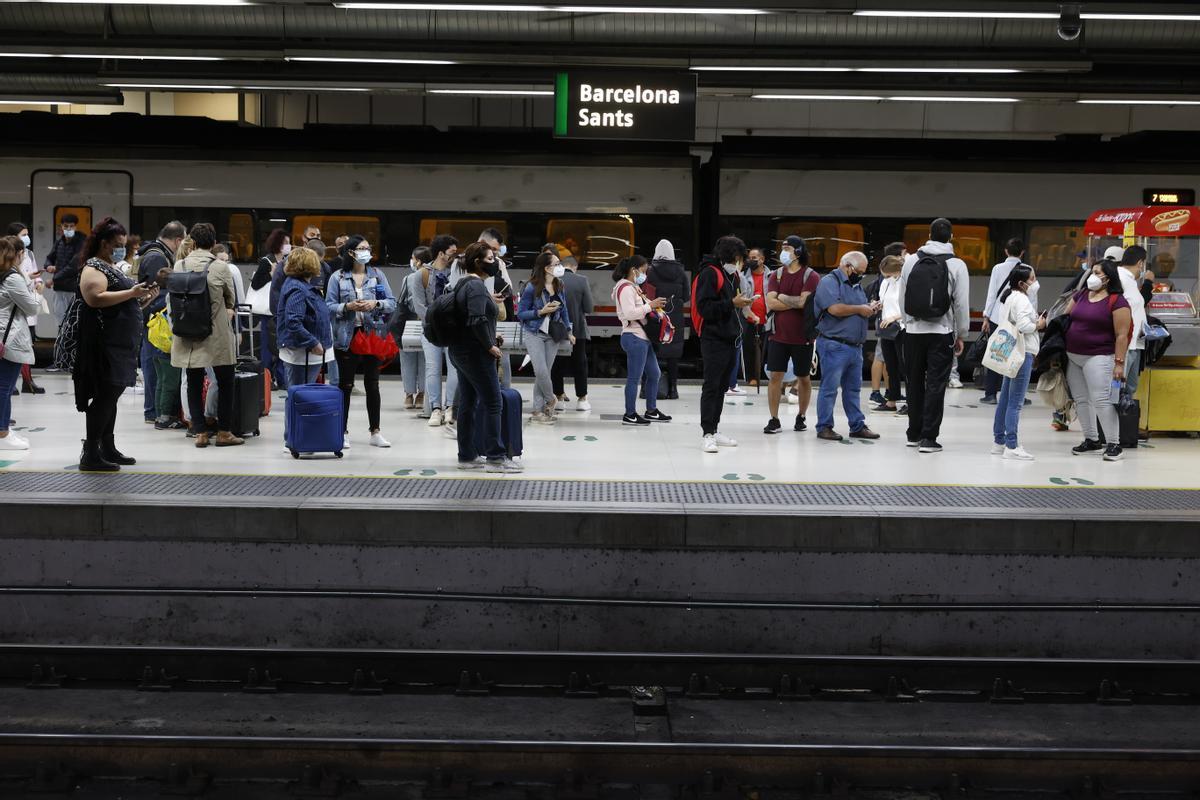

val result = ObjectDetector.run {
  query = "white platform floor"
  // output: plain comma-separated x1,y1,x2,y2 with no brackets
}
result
1,373,1197,490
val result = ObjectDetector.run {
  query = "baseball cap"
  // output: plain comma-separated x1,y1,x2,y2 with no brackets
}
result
1103,245,1125,261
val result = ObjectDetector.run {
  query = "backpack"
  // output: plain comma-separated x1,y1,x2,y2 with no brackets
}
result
904,250,953,321
689,264,724,337
617,282,675,348
431,268,450,299
424,280,466,347
167,257,215,341
765,266,816,337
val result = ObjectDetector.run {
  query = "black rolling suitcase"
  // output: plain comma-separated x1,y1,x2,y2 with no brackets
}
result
1118,396,1140,449
231,304,263,437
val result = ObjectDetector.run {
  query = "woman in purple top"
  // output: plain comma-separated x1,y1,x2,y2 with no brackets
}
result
1064,258,1132,461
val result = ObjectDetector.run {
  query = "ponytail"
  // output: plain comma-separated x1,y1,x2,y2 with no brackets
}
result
999,263,1034,305
612,254,647,283
81,216,127,262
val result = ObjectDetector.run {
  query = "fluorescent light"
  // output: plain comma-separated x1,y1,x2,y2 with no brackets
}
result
0,99,71,105
753,94,884,101
692,66,853,72
890,96,1019,103
334,2,550,8
286,56,456,65
17,0,251,4
242,85,370,92
854,10,1056,19
556,5,766,12
429,88,552,95
1081,13,1200,21
1078,99,1200,106
859,67,1020,74
6,52,223,60
104,83,237,90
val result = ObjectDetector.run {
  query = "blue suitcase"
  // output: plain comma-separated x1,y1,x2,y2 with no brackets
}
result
286,383,344,459
475,387,524,458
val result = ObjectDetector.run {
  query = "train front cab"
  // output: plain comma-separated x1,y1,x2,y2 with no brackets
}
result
1084,206,1200,434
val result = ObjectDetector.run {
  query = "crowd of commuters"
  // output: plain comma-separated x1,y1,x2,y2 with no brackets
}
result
0,212,1169,469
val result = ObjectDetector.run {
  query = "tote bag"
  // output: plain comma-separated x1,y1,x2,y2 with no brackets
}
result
981,300,1026,379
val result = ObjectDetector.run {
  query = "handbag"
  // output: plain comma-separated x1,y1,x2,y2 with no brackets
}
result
349,328,400,366
244,281,271,316
981,302,1026,379
0,306,14,360
878,322,901,341
147,310,173,353
960,334,989,371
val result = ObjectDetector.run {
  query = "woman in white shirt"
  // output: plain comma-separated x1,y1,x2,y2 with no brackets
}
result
874,255,905,412
991,264,1045,461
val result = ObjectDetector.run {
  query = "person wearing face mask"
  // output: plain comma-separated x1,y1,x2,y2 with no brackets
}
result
518,251,574,423
980,238,1037,405
5,224,45,396
738,248,770,391
44,214,85,369
1116,246,1149,404
251,228,291,392
552,255,593,409
989,264,1045,461
395,245,429,410
0,236,43,451
413,235,459,426
899,218,971,454
763,236,820,435
612,255,671,426
72,218,159,470
694,235,755,453
646,239,687,400
327,235,396,449
477,228,515,389
811,252,881,442
1064,259,1132,461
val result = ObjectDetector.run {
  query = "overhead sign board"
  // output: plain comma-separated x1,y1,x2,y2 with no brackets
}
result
1144,188,1196,206
554,70,697,142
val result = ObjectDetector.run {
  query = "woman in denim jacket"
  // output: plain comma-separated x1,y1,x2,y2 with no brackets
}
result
326,235,397,448
517,251,573,423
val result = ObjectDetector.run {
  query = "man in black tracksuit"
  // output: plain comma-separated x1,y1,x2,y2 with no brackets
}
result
695,235,754,453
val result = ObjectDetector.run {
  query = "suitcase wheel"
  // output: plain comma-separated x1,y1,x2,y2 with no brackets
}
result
335,451,344,458
290,449,299,459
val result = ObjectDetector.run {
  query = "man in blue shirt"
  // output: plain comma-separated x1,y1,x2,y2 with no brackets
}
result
812,251,881,442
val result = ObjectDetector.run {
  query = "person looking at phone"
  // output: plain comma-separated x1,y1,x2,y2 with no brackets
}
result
812,251,880,442
763,235,820,435
518,251,574,424
612,255,671,426
696,235,754,453
552,255,594,409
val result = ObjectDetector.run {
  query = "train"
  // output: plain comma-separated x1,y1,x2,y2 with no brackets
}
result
3,121,1197,375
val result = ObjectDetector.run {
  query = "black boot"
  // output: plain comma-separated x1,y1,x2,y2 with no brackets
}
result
79,440,119,472
21,379,45,395
100,436,136,466
666,380,679,401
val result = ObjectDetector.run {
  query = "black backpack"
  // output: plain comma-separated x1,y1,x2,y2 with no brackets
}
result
167,257,214,341
904,250,952,321
424,280,466,347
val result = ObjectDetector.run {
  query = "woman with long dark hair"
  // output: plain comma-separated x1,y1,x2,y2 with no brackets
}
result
251,227,291,389
73,217,158,471
517,251,573,423
989,263,1044,461
612,255,671,426
6,222,44,395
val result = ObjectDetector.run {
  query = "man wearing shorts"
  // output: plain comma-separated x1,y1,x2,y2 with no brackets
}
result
763,236,821,434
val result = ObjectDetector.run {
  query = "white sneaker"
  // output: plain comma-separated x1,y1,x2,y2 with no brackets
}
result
458,456,486,470
0,434,29,451
702,434,719,453
785,391,799,405
714,432,738,447
428,409,444,427
485,458,524,473
577,399,592,412
1003,446,1035,461
343,435,351,450
948,377,964,389
369,432,391,448
531,412,556,425
443,423,457,439
445,408,456,425
990,443,1005,455
726,387,746,396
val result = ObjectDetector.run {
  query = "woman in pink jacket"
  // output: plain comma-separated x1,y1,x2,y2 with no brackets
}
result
612,255,672,426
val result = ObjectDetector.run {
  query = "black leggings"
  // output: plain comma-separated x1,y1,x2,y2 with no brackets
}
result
85,382,125,445
881,332,906,402
335,349,381,433
186,365,235,433
661,357,680,392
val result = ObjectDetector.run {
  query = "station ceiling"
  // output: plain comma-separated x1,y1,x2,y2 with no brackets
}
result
2,0,1200,104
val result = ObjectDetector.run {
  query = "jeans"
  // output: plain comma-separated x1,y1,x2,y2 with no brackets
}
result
552,338,589,399
448,344,504,462
139,338,158,419
526,331,560,414
992,353,1034,448
335,349,381,433
815,338,866,433
1067,352,1119,443
1124,349,1143,399
620,333,660,416
421,339,458,412
400,350,425,395
982,361,1003,398
151,354,181,418
905,332,955,442
187,365,235,433
700,335,736,435
0,359,20,431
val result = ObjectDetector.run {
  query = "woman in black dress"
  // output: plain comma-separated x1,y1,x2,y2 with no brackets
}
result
74,217,158,471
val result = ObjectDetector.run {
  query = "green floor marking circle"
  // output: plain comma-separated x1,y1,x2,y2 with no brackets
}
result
394,469,412,476
1072,478,1095,486
562,435,576,441
420,469,437,476
0,461,14,469
1049,477,1069,485
748,473,765,481
722,473,739,481
584,436,598,442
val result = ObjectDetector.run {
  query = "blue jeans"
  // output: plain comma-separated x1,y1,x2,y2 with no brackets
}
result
139,338,158,419
400,350,425,395
0,359,21,431
448,344,504,462
816,338,866,433
421,339,458,412
992,353,1034,449
620,333,659,416
1123,349,1142,401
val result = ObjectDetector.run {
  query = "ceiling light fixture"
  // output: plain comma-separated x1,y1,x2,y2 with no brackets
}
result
104,82,238,89
853,10,1056,19
858,67,1021,73
5,52,223,60
890,95,1019,103
242,85,371,92
691,66,853,72
1081,13,1200,21
1077,98,1200,105
286,56,456,64
429,88,553,95
555,5,766,12
333,2,551,9
334,1,764,10
14,0,251,5
752,94,884,101
0,99,72,104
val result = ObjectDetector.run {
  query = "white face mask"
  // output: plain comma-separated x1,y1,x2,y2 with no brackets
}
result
1027,280,1040,293
552,265,565,278
1086,274,1103,291
780,250,793,266
19,234,30,247
62,228,75,239
634,272,647,285
723,263,739,274
281,244,292,257
498,245,507,258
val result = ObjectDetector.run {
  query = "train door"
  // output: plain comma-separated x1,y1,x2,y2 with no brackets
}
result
30,170,132,258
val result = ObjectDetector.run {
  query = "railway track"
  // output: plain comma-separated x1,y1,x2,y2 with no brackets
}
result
2,646,1200,796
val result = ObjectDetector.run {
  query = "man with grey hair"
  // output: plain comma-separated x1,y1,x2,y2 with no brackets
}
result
811,250,880,442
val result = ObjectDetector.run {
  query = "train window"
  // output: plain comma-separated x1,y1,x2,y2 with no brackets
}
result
1145,237,1195,280
55,206,91,234
225,213,255,262
293,215,382,259
545,218,634,268
903,224,992,273
1027,225,1084,276
418,219,508,249
774,222,865,270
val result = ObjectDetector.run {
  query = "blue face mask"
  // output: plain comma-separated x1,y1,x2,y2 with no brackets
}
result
354,250,371,264
112,247,127,261
498,245,507,258
634,272,647,285
19,235,30,247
